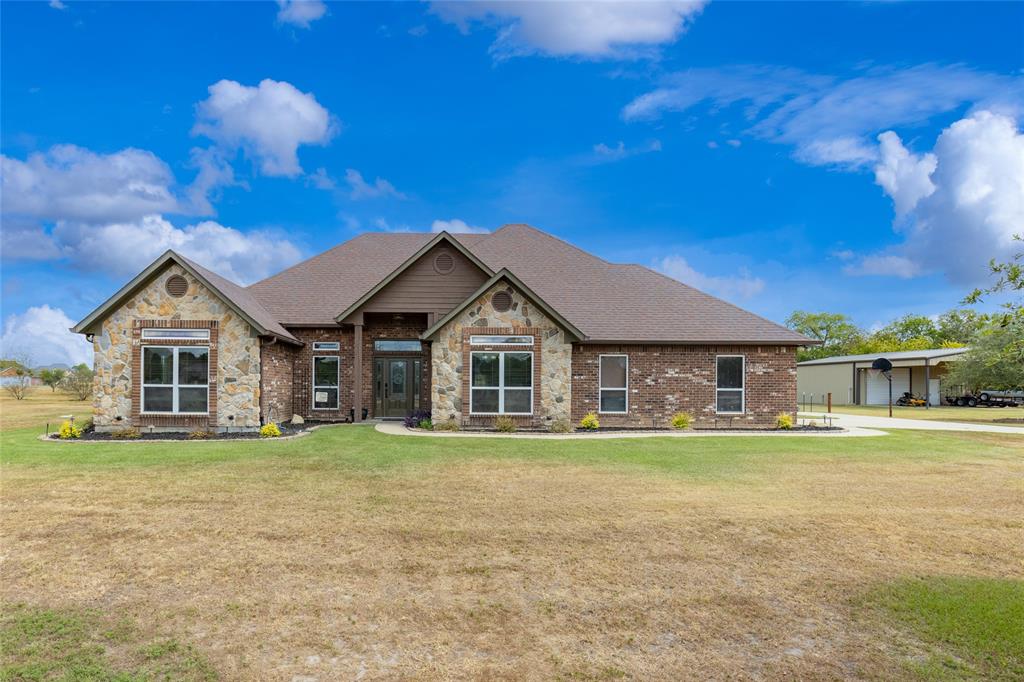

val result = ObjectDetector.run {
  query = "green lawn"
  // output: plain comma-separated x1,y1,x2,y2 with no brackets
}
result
2,397,1023,680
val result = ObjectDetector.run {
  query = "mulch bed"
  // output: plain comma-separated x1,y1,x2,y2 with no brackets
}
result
48,421,335,441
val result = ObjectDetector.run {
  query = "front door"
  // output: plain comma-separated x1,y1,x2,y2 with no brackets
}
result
374,358,421,418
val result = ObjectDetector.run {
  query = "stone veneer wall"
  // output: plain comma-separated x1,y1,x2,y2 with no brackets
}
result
431,281,572,426
92,264,262,431
571,344,797,428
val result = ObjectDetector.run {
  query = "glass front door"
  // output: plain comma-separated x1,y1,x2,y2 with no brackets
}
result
373,357,421,418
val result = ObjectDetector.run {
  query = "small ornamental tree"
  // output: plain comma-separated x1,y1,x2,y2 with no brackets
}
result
2,353,34,400
61,363,95,401
40,368,66,393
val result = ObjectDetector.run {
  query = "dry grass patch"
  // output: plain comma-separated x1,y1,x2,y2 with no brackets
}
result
817,404,1024,424
0,390,90,431
2,425,1022,680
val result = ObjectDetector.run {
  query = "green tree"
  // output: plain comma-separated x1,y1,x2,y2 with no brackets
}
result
945,323,1024,391
876,314,940,345
964,234,1023,362
785,311,862,360
936,309,991,345
39,368,66,393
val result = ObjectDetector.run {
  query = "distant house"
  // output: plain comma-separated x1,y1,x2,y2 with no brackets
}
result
797,347,969,406
71,224,814,432
0,366,42,387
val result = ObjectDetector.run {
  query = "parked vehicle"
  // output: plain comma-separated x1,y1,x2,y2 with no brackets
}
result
945,389,1023,408
895,391,927,407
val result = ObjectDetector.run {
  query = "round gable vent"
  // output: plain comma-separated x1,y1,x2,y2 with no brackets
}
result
433,251,455,274
491,290,512,312
165,274,189,298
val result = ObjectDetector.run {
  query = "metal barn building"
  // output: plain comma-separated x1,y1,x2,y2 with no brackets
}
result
796,348,968,406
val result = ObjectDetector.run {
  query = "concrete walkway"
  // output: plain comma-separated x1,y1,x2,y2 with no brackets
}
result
801,412,1024,435
374,422,884,440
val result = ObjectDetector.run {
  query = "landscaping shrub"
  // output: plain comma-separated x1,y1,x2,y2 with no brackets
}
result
188,429,213,440
110,427,140,440
259,423,282,438
670,412,693,430
404,410,431,428
776,413,794,430
435,419,460,432
579,412,600,431
58,420,81,440
417,418,433,430
494,416,517,433
549,419,571,434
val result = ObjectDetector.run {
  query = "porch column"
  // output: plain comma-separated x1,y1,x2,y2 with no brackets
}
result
924,358,930,409
353,322,363,422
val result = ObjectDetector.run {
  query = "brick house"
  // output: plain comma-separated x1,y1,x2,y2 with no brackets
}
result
72,224,812,431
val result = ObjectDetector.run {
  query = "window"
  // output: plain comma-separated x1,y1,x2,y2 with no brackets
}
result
470,351,533,414
716,355,744,414
374,340,422,352
313,341,340,351
469,335,534,346
599,355,628,413
142,328,210,340
313,356,340,410
142,346,209,414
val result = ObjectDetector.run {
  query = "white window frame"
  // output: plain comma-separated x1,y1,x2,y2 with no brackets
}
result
312,341,340,351
598,354,629,414
312,355,340,410
373,339,423,352
141,345,210,415
141,328,210,341
469,335,534,346
469,350,534,415
715,354,745,414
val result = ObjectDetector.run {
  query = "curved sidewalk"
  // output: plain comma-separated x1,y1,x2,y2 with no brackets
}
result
374,422,884,440
801,412,1024,435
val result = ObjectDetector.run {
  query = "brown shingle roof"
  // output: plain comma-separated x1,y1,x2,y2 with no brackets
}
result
245,224,810,344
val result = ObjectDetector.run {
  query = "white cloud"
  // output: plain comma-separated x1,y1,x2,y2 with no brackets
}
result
656,254,765,300
624,63,1023,168
848,111,1024,284
431,218,488,234
193,79,337,177
344,169,407,200
592,139,661,162
185,147,243,215
0,305,92,368
275,0,327,28
1,144,180,224
51,215,303,285
1,218,60,261
433,1,706,59
49,0,67,9
842,254,921,279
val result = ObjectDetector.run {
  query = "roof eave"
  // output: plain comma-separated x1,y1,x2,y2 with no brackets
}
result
333,231,496,324
71,250,301,345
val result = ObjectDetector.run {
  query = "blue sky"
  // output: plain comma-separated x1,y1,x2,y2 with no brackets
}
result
2,0,1023,366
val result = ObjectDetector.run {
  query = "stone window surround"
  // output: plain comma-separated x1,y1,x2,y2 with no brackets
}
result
460,326,542,425
132,319,219,429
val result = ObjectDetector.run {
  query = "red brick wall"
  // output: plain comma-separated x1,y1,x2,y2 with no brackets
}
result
571,344,796,428
260,340,294,424
283,323,431,421
290,328,354,421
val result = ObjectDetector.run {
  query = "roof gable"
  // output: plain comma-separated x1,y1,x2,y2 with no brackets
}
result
71,251,300,344
421,268,584,342
336,232,493,323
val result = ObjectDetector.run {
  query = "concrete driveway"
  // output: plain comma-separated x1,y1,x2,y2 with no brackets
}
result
801,411,1024,435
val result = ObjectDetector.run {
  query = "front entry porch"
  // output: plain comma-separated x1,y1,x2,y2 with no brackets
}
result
373,357,424,419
